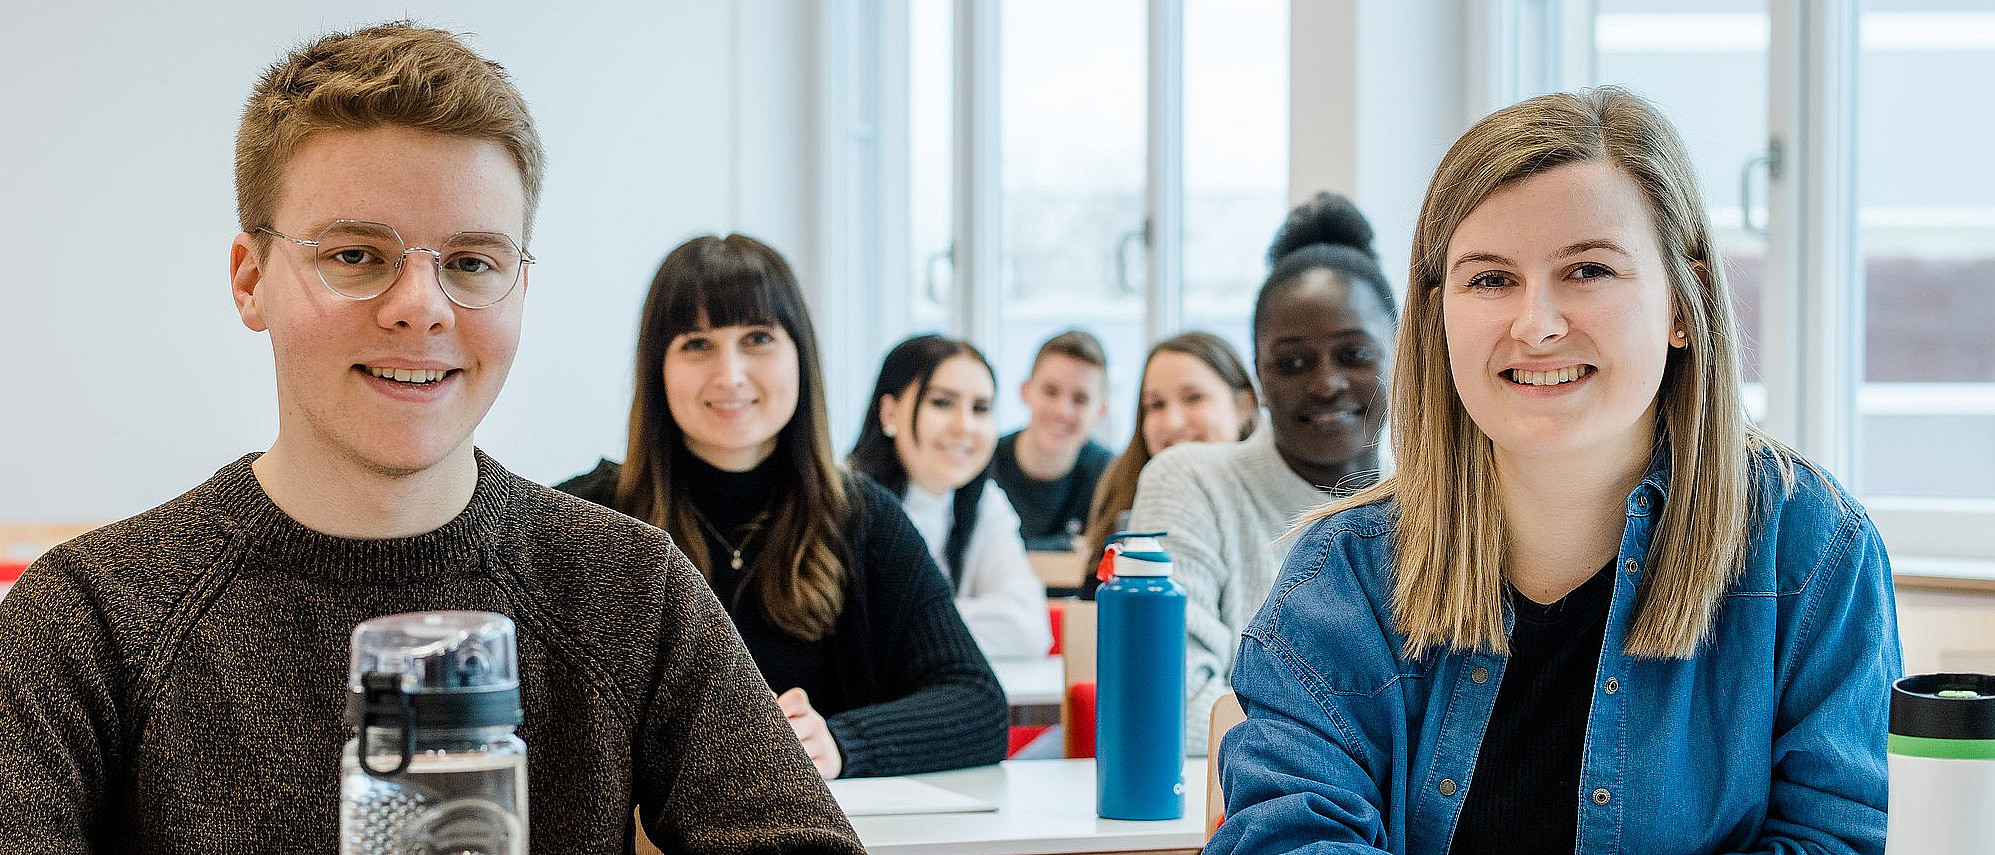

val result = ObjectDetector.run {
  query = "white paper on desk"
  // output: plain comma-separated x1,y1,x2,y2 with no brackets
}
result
827,776,997,816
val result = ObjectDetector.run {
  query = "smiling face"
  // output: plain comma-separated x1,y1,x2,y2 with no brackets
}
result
1139,350,1254,456
881,354,998,495
1019,353,1107,459
1255,270,1395,485
230,126,527,479
1442,158,1683,469
662,321,802,471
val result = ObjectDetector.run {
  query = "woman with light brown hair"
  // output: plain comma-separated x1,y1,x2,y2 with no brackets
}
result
1077,331,1257,594
1209,88,1897,855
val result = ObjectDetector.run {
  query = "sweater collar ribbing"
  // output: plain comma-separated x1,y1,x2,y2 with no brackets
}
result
207,450,514,584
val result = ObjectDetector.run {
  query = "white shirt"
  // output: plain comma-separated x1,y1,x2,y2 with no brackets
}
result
901,480,1055,660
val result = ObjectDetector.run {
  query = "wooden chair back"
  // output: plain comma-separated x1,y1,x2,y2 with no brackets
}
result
0,522,100,564
1027,548,1086,591
1060,598,1096,688
635,809,665,855
1059,598,1097,757
1205,691,1245,840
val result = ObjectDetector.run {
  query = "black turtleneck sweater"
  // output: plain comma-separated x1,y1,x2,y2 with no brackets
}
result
0,451,861,855
558,456,1008,779
673,449,837,699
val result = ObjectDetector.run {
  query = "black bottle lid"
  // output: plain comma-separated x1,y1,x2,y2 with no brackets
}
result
1891,673,1995,741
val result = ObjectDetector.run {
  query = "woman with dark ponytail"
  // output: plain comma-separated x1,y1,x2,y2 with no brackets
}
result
848,334,1054,661
1131,191,1399,753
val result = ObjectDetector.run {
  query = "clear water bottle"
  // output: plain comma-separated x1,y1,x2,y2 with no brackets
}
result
1886,673,1995,854
341,610,528,855
1096,531,1187,821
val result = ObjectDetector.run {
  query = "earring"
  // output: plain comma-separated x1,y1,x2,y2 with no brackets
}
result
1674,330,1687,341
884,424,897,438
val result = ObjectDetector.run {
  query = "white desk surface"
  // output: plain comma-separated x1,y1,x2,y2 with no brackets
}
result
991,655,1063,707
846,758,1207,855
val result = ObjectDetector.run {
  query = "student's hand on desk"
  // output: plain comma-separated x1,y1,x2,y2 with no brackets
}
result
777,687,843,779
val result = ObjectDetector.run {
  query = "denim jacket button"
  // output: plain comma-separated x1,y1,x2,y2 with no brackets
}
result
1623,558,1639,576
1471,666,1489,684
1592,788,1611,805
1440,779,1458,797
1604,677,1620,695
1636,494,1650,512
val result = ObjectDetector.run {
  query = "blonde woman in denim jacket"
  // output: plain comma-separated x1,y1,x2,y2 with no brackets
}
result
1209,88,1899,855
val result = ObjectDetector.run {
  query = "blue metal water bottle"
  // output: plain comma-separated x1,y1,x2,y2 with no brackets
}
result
1096,531,1187,820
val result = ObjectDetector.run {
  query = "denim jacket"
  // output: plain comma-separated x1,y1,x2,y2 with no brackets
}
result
1209,452,1899,855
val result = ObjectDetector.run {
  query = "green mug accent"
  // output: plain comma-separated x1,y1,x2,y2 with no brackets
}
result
1889,733,1995,761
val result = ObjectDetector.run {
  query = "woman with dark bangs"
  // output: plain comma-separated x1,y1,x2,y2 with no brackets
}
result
559,234,1007,779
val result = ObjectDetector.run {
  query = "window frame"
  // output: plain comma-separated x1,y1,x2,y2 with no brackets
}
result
837,0,1995,567
1559,0,1995,565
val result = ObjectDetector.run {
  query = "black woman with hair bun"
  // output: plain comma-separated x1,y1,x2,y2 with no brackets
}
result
1129,191,1399,754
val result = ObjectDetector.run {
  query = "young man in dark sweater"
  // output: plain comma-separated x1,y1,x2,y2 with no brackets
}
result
991,329,1113,552
0,23,862,855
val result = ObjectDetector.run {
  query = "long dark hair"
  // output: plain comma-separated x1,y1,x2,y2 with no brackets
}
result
617,234,849,641
848,334,995,584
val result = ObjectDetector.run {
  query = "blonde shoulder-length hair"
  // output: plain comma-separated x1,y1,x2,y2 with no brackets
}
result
1301,86,1794,660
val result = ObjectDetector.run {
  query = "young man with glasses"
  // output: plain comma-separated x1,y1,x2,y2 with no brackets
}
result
0,22,863,854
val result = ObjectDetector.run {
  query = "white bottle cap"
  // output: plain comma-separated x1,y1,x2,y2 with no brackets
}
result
1110,531,1171,577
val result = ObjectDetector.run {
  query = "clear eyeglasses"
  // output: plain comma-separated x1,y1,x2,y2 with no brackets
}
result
259,219,535,309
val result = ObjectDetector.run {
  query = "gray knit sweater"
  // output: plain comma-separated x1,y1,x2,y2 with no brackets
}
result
1128,428,1331,754
0,452,862,855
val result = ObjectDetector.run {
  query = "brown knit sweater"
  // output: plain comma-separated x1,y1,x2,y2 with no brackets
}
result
0,452,864,855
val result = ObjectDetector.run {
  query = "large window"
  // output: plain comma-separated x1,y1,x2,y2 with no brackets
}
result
1181,0,1290,370
1855,2,1995,500
906,0,1288,445
1572,0,1995,564
908,0,955,340
1593,1,1770,396
885,1,1992,564
1471,0,1995,566
996,0,1148,435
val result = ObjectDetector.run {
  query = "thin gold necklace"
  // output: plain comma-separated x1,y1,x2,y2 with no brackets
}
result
686,504,769,571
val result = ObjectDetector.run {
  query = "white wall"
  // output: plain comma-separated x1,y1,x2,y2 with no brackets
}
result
1290,1,1469,291
0,1,820,522
1,1,1479,525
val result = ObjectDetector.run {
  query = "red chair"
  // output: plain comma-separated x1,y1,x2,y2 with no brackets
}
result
1059,599,1098,758
1006,601,1078,756
1047,601,1066,656
1063,681,1097,758
0,561,27,598
1007,724,1053,756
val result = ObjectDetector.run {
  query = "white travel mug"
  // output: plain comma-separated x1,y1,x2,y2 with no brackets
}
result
1885,673,1995,854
